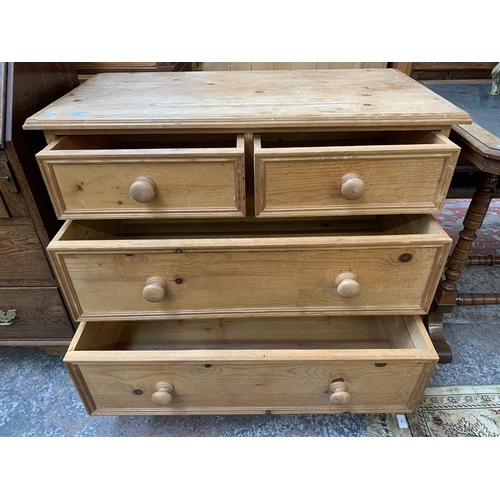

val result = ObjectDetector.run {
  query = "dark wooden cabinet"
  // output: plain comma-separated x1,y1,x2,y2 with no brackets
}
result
74,62,195,83
390,62,498,81
0,62,78,353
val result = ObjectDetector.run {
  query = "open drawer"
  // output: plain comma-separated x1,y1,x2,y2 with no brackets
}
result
36,133,246,219
65,315,438,415
254,130,460,217
48,214,451,321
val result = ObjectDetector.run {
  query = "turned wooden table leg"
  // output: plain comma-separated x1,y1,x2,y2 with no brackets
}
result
426,172,498,363
441,173,498,294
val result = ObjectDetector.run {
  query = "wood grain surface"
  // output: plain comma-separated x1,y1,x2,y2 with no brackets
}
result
48,215,450,321
36,134,246,219
22,68,459,411
23,70,471,132
254,131,460,216
0,192,8,218
202,62,388,71
65,315,437,415
0,219,54,285
67,316,434,353
72,359,433,415
0,286,73,341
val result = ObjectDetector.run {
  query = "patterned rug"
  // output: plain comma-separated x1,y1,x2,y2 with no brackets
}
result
363,386,500,437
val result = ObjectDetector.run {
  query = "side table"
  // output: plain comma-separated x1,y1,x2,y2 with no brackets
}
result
424,82,500,363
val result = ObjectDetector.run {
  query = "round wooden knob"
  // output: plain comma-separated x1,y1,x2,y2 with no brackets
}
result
335,272,360,298
329,381,351,405
339,173,366,200
130,176,157,203
143,276,167,302
151,382,174,405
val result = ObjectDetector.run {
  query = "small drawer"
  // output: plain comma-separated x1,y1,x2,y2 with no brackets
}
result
64,316,438,415
0,287,74,342
36,134,245,219
254,131,460,217
48,214,451,321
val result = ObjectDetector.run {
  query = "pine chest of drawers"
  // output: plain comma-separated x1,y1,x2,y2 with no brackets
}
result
24,69,471,416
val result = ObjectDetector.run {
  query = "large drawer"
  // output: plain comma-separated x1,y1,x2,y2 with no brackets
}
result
36,134,246,219
65,316,438,415
254,131,460,217
48,215,451,321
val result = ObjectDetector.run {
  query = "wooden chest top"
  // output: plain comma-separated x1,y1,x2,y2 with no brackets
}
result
23,69,471,132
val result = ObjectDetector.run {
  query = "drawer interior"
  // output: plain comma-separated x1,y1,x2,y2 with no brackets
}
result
56,214,444,242
67,316,438,416
49,133,240,151
258,130,449,149
71,316,431,352
49,131,450,152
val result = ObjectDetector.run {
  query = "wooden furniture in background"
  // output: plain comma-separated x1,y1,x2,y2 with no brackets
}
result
24,69,470,415
0,62,78,352
391,62,497,81
422,82,500,362
74,62,497,81
74,62,195,83
201,62,387,71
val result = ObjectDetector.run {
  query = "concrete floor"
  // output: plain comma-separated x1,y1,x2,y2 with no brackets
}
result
1,200,499,437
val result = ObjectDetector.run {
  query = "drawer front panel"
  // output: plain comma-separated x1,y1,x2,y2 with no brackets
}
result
254,132,460,217
0,287,73,341
0,219,55,286
52,244,448,320
69,359,433,415
37,135,245,219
